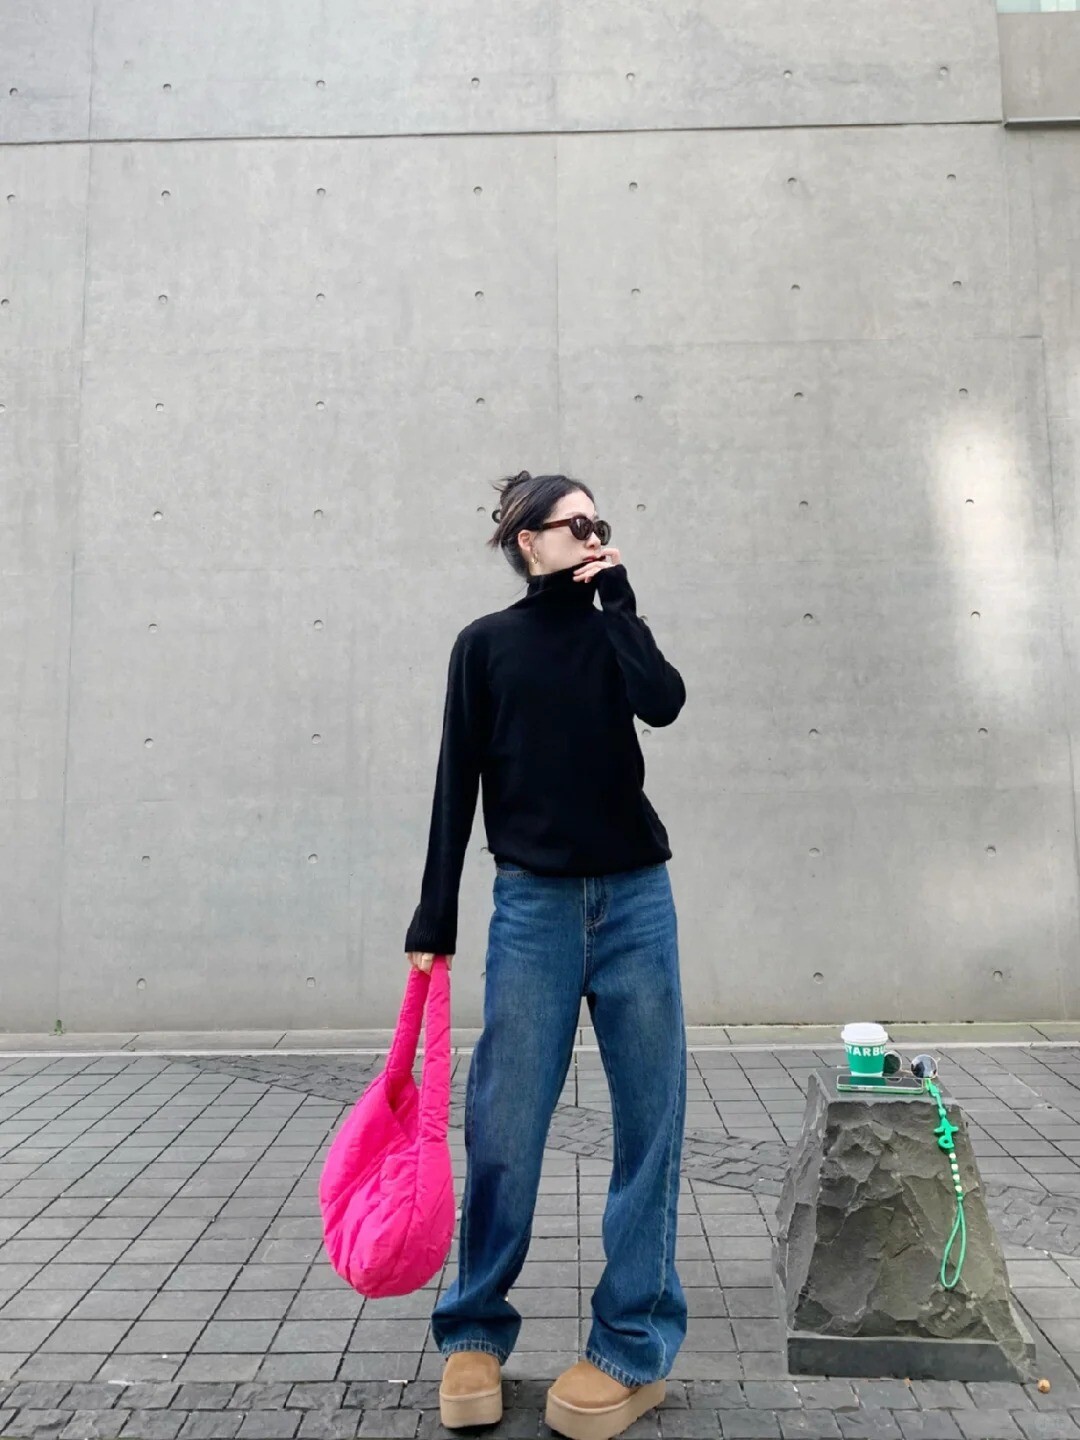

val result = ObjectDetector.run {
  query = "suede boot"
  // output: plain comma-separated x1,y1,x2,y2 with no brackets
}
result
545,1358,666,1440
438,1350,503,1429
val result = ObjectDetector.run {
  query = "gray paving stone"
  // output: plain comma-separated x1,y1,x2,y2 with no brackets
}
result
41,1320,134,1353
229,1382,295,1409
779,1415,843,1440
296,1413,361,1440
3,1411,74,1438
65,1382,123,1408
271,1322,353,1353
739,1354,790,1379
179,1413,244,1439
7,1381,73,1408
120,1410,187,1439
1015,1417,1080,1440
343,1381,405,1410
175,1383,239,1410
236,1413,301,1439
897,1414,964,1440
195,1321,281,1353
116,1382,180,1408
659,1410,722,1438
258,1354,342,1383
217,1291,296,1321
912,1384,976,1410
357,1412,420,1438
462,1409,540,1438
395,1381,441,1411
142,1292,223,1321
966,1386,1035,1411
689,1383,748,1409
0,1319,58,1350
96,1356,184,1383
954,1414,1023,1440
99,1264,176,1290
837,1413,903,1440
59,1410,130,1438
345,1319,430,1352
165,1266,244,1291
853,1383,919,1411
720,1415,782,1439
742,1383,802,1410
176,1356,263,1383
287,1383,349,1410
118,1319,205,1352
795,1383,859,1411
69,1290,155,1321
13,1352,106,1380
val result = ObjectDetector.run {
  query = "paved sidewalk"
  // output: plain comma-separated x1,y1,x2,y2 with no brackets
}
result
4,1043,1080,1437
3,1024,1079,1055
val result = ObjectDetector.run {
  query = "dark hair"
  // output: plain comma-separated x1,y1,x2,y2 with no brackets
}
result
486,470,596,581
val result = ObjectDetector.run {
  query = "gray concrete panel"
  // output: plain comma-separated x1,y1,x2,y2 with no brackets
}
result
0,0,92,144
80,137,556,358
0,136,86,1021
999,13,1080,121
0,147,89,354
671,784,1080,1024
5,0,1001,144
558,127,1028,348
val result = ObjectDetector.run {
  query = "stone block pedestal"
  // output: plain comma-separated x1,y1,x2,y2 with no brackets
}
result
774,1069,1035,1381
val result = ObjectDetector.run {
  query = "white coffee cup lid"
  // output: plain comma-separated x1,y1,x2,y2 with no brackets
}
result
841,1022,889,1046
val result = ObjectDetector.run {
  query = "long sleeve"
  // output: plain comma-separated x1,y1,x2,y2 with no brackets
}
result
594,564,686,727
404,627,491,956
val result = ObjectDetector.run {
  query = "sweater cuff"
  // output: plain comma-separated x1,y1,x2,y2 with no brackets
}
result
404,911,457,956
595,563,634,608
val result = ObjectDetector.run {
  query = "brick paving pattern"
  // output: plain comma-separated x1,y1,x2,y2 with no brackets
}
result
4,1045,1080,1436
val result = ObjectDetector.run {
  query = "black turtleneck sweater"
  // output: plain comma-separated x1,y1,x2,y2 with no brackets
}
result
404,561,687,956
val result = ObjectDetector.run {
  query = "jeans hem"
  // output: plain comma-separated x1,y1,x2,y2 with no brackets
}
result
438,1338,510,1364
584,1347,662,1390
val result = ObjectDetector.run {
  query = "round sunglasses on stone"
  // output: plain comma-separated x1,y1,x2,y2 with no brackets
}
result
538,515,612,545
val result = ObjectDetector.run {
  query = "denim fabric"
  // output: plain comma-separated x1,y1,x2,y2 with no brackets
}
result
431,859,688,1387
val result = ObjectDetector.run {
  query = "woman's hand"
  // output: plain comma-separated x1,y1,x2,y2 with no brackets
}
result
573,546,622,582
407,951,453,973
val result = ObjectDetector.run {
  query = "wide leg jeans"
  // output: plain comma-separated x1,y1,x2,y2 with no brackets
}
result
430,859,688,1388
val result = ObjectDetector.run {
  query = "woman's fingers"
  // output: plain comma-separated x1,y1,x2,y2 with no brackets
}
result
406,952,454,973
573,547,622,581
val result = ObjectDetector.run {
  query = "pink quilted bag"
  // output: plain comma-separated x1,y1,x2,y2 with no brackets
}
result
318,957,455,1298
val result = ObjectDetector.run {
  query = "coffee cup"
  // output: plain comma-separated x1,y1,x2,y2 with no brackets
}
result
841,1022,889,1079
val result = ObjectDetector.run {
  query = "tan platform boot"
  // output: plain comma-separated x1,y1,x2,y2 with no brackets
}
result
545,1359,666,1440
438,1349,504,1429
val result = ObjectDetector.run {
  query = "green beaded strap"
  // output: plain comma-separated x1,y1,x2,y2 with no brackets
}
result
926,1078,967,1289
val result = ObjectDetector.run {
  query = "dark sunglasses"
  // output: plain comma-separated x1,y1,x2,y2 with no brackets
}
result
537,515,612,545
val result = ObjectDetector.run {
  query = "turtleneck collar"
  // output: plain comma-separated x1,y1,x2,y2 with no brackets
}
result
519,562,598,610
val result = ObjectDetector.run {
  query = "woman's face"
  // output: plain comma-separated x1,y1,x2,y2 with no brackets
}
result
520,489,604,576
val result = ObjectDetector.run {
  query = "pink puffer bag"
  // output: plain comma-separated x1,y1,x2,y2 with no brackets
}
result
318,956,455,1298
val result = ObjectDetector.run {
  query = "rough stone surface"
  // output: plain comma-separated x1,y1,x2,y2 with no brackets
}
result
775,1071,1035,1380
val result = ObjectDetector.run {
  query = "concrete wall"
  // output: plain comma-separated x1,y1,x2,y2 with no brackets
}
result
999,12,1080,119
3,0,1080,1031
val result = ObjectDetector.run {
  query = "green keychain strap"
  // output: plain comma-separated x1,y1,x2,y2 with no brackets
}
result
926,1078,967,1289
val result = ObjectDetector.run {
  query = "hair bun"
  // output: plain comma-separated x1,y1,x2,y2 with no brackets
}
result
510,470,531,486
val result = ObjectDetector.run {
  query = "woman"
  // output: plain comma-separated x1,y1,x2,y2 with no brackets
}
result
404,470,688,1440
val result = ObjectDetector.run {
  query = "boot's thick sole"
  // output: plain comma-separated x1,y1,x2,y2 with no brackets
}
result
438,1373,503,1429
545,1378,666,1440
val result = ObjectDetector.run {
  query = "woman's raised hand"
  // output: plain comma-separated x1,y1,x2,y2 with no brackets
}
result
407,951,453,973
572,546,622,581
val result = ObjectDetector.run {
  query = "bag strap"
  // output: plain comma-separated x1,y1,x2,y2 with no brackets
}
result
418,957,451,1142
384,963,430,1087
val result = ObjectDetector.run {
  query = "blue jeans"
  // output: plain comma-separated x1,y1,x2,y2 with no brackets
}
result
431,860,688,1388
